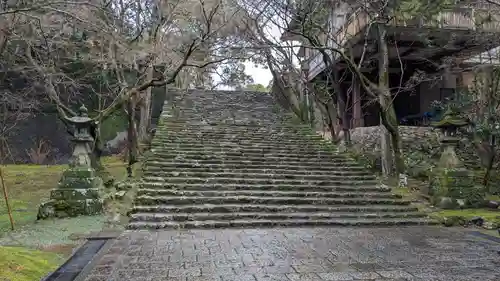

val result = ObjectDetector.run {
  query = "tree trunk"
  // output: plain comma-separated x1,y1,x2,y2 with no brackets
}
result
138,65,153,143
90,123,112,184
331,71,351,146
482,136,496,188
377,23,398,177
127,98,138,178
324,103,339,143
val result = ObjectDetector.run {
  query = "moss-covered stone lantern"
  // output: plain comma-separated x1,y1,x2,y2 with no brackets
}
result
38,105,104,219
429,108,479,209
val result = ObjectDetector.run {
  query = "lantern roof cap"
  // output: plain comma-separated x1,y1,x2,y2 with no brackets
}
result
431,108,468,128
67,104,92,124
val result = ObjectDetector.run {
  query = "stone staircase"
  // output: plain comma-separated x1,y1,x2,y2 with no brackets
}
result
127,89,432,229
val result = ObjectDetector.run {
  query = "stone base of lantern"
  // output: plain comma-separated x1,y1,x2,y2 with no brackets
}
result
430,167,476,209
37,166,104,219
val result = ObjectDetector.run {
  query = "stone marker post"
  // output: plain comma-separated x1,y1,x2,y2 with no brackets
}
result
38,105,104,219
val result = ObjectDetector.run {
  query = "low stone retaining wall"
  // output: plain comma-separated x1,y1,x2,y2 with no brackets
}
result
348,126,481,179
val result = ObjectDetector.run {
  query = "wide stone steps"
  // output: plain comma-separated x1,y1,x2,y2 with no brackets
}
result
148,153,356,164
140,182,390,192
127,89,433,229
152,139,330,147
129,211,426,222
143,166,372,176
143,176,378,186
144,161,368,172
149,143,334,151
158,125,313,132
158,121,309,128
130,204,419,213
153,150,352,159
153,135,325,142
135,195,411,205
150,146,341,155
128,217,433,229
146,158,360,168
136,189,400,199
144,160,366,170
149,149,347,159
141,171,376,181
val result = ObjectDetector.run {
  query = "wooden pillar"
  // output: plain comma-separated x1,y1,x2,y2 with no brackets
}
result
352,77,363,128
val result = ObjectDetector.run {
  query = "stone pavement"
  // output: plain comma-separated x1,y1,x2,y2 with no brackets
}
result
82,226,500,281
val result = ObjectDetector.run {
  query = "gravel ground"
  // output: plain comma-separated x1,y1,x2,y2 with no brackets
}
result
0,215,107,249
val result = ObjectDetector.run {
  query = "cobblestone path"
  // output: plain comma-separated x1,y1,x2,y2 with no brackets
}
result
83,226,500,281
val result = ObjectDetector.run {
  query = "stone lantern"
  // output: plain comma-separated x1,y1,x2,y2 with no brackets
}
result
38,105,104,219
430,108,475,208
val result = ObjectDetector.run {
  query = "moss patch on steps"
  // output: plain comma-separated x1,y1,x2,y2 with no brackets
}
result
0,246,63,281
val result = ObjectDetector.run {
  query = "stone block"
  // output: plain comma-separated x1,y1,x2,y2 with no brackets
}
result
37,198,103,219
62,168,96,179
38,166,104,219
58,176,102,190
50,188,101,201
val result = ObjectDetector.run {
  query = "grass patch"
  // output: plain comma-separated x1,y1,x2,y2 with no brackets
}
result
0,156,137,281
393,187,411,196
0,246,63,281
0,156,127,234
485,195,500,201
430,209,500,222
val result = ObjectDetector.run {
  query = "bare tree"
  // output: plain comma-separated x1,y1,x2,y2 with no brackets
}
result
239,0,500,177
0,0,249,174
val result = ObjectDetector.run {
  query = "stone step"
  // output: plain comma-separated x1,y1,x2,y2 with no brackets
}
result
149,149,345,159
150,145,340,155
127,217,434,229
129,211,426,222
141,170,376,181
135,195,411,206
142,176,378,186
148,153,355,163
153,133,324,140
143,165,372,176
152,139,329,147
136,189,400,199
153,130,319,139
130,204,419,214
146,158,361,168
140,182,390,192
148,142,334,151
149,149,347,160
158,121,311,129
157,125,314,133
143,161,367,172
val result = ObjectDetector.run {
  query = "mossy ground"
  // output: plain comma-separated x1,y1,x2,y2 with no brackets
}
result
0,246,63,281
430,209,500,237
0,156,131,281
430,209,500,223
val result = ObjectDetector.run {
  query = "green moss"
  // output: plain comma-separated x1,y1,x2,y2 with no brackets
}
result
431,209,500,222
0,157,127,233
486,195,500,201
393,187,411,196
430,108,469,128
0,246,62,281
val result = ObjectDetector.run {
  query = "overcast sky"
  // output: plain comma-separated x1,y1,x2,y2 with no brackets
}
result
244,61,273,86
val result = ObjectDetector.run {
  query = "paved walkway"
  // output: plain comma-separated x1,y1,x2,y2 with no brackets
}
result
82,226,500,281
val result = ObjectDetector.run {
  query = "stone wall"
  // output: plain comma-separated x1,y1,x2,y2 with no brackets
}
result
351,126,441,157
349,126,481,178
